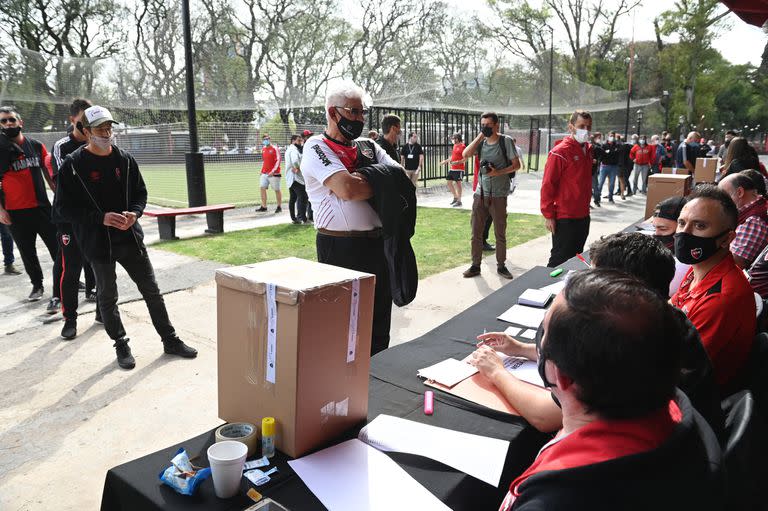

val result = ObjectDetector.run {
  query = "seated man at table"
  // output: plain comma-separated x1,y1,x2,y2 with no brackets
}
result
471,232,723,435
671,184,755,395
497,269,723,511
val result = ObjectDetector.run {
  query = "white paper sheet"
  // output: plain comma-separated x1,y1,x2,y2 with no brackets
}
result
517,289,553,307
520,329,537,340
504,326,522,336
417,358,478,387
538,279,566,295
358,414,510,487
502,356,544,387
497,304,547,328
288,439,451,511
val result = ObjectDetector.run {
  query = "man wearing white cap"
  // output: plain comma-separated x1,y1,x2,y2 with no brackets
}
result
55,105,198,369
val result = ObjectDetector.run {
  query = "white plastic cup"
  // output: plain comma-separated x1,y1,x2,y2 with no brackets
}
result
207,440,248,498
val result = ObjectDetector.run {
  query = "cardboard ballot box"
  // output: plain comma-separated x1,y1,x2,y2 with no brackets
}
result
216,257,375,458
661,167,689,175
694,158,718,183
645,174,692,219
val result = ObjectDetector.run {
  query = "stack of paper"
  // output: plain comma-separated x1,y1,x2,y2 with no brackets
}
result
502,357,544,387
497,304,547,328
517,289,553,308
417,358,478,387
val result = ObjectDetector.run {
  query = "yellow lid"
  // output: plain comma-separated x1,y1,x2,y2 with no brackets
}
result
261,417,275,437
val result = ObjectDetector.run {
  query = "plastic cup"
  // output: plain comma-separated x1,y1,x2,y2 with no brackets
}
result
207,440,248,498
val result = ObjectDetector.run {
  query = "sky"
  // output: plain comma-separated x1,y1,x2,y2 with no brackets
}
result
448,0,767,67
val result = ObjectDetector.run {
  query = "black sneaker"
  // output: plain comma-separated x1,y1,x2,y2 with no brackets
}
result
463,265,481,278
274,206,282,213
114,338,135,369
482,242,495,252
85,292,97,302
595,202,601,208
61,319,77,340
163,336,198,358
4,264,21,275
28,286,44,302
255,206,268,212
46,297,61,315
450,199,457,206
497,265,514,280
292,219,301,225
609,199,615,204
452,201,462,208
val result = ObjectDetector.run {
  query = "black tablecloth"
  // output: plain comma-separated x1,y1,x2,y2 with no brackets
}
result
102,265,580,511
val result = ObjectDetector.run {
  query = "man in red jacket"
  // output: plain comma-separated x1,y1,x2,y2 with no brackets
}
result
540,110,593,267
629,135,654,194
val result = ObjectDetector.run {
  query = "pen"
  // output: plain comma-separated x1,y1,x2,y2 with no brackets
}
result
576,253,591,268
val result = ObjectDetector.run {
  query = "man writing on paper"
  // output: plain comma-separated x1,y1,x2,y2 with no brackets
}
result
470,233,723,437
495,270,723,510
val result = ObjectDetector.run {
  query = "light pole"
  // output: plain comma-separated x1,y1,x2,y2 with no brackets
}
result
546,24,554,153
181,0,207,207
636,109,644,136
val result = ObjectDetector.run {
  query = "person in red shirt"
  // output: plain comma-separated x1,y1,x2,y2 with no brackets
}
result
0,106,62,305
255,134,282,213
439,133,466,207
629,135,654,194
671,184,756,394
499,269,723,511
540,110,593,267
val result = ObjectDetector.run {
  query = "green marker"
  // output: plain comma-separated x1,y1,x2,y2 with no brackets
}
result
549,268,564,277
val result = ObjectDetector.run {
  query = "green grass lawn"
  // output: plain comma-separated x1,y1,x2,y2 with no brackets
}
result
156,207,548,278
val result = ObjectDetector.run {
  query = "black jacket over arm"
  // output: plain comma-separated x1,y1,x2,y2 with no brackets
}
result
54,145,147,263
356,163,418,306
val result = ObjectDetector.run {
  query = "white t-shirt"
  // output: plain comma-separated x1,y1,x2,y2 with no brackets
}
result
284,144,303,186
669,258,691,297
301,135,399,231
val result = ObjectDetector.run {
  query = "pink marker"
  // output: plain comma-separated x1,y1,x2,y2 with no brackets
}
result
576,253,591,267
424,391,434,415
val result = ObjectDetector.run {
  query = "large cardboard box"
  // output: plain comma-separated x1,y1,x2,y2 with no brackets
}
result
216,257,375,458
645,174,692,219
661,167,688,175
694,158,718,183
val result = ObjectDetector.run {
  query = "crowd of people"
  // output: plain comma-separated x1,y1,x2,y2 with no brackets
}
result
0,101,198,368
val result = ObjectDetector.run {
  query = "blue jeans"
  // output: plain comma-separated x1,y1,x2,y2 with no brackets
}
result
598,165,619,201
0,223,14,266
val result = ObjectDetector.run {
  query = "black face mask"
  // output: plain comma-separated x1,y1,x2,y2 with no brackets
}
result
335,110,364,141
535,324,562,408
674,230,730,265
481,126,494,137
654,234,675,250
2,126,21,139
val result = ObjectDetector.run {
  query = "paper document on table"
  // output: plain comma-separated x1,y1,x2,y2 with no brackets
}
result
502,357,544,387
538,279,566,295
288,439,450,511
504,326,522,336
358,414,510,487
517,289,553,308
520,329,537,340
417,358,478,387
497,304,547,328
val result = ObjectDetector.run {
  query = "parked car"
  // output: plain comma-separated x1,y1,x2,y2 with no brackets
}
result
200,146,217,155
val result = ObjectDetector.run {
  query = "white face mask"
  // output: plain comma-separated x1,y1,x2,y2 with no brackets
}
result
91,134,115,150
608,136,615,143
574,128,590,144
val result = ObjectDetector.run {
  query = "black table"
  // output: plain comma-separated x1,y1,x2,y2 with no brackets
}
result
102,265,578,511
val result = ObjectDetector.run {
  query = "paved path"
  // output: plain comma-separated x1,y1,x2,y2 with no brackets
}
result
0,170,647,510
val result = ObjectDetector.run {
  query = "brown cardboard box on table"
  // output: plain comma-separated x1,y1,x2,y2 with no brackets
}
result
694,158,718,183
661,167,688,175
645,174,692,219
216,257,375,458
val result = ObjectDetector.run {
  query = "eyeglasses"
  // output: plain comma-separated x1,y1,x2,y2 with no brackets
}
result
335,106,368,118
93,126,113,135
0,117,18,124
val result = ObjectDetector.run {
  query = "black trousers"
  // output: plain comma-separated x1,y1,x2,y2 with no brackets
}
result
58,224,96,320
90,243,176,342
316,233,391,356
0,223,15,265
288,182,310,222
547,216,590,268
8,206,61,295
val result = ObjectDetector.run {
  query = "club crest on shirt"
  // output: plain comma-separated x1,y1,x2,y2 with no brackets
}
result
61,234,70,246
573,155,579,161
360,146,374,160
89,171,101,182
115,167,121,179
690,248,703,260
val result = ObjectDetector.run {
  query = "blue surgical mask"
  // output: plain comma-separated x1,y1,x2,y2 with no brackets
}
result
263,139,270,147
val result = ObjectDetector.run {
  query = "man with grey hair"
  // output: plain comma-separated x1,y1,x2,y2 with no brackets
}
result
676,131,701,173
301,80,403,355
